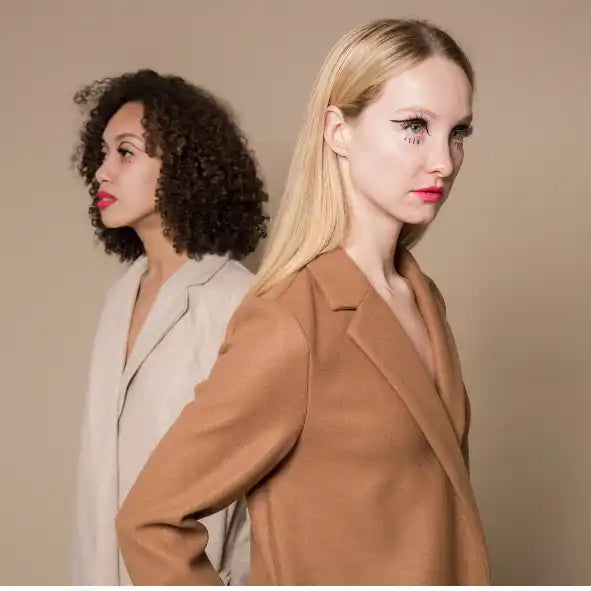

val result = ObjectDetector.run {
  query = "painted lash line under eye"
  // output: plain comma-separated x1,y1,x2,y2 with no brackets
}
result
404,136,423,145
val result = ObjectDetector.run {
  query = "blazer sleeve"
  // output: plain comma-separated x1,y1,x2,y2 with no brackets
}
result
115,295,309,586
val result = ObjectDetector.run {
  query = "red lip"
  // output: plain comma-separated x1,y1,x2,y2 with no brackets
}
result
96,190,117,210
415,186,443,194
412,186,444,203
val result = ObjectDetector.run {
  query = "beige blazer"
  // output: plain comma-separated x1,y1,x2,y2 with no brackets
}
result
73,254,252,585
116,247,491,585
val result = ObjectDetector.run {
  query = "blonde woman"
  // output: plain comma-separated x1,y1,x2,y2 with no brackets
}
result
116,20,491,585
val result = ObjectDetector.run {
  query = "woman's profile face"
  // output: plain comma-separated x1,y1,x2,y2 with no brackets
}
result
333,56,473,229
94,101,162,230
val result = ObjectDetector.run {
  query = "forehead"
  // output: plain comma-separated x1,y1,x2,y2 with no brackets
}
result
373,56,473,120
102,101,145,139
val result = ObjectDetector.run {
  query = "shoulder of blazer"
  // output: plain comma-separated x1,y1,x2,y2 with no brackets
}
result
223,284,312,366
188,258,254,313
210,258,253,289
243,268,320,345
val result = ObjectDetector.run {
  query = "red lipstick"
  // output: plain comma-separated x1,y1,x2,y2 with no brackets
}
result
412,186,443,203
97,190,117,210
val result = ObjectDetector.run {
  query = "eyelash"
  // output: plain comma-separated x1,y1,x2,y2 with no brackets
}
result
100,146,134,162
391,117,474,146
117,147,134,160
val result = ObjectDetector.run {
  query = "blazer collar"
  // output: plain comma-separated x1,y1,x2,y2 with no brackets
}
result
308,247,462,410
307,246,426,310
307,247,370,310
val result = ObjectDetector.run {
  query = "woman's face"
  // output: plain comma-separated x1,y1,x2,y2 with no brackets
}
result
328,56,473,229
94,101,162,229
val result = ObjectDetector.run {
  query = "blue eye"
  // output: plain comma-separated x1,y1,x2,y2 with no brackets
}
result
392,117,429,135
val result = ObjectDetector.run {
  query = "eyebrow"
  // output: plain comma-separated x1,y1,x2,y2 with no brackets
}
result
101,132,146,145
392,106,473,124
115,132,145,142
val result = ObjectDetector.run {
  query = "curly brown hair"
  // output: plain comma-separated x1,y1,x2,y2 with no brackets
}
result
72,69,268,262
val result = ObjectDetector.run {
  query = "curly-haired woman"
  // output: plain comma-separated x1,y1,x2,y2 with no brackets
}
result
71,69,267,586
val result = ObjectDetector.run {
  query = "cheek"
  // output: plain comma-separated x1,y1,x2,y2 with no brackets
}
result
124,164,159,206
348,132,420,200
448,146,465,183
453,147,465,171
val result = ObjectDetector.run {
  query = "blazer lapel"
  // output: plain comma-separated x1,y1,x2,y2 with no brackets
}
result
348,285,479,511
109,256,150,386
309,247,485,545
116,254,229,418
398,250,468,440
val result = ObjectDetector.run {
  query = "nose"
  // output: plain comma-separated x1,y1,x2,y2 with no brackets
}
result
95,152,115,184
426,136,455,179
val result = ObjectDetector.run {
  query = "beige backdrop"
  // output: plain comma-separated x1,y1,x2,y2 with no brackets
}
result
0,0,589,584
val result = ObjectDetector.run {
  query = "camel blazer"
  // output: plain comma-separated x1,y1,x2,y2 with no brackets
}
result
73,254,252,585
116,247,491,585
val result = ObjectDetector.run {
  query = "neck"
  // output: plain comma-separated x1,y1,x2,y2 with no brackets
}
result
134,217,188,283
342,214,402,291
339,160,403,291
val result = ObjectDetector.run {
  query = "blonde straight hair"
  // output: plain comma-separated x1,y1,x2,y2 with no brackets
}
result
252,19,474,295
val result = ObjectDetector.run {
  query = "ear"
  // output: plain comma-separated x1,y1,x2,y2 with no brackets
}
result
323,106,351,157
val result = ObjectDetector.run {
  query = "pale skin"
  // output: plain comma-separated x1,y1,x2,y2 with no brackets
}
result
324,56,473,379
95,101,188,363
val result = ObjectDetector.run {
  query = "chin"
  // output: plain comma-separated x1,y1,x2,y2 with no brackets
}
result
99,211,134,229
416,209,439,225
395,206,439,226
